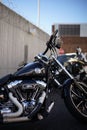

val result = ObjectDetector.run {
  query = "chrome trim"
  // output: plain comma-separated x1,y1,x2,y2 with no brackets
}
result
3,92,23,118
36,81,46,89
7,80,22,89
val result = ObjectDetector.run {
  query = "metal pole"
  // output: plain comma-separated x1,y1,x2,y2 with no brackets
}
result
37,0,40,27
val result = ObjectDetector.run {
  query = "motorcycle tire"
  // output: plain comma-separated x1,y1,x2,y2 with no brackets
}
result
64,82,87,123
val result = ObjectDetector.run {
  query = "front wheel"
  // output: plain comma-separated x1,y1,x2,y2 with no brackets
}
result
64,82,87,123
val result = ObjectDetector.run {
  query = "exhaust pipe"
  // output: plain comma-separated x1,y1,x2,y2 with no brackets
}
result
3,92,23,118
3,116,30,123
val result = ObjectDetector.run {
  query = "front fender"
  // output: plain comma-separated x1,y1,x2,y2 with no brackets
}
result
62,78,73,98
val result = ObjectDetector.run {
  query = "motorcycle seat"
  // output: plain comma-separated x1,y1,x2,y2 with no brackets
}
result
0,74,12,86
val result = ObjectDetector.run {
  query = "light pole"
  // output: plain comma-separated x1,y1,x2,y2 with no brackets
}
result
37,0,40,27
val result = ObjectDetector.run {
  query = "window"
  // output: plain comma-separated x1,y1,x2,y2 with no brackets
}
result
59,24,80,36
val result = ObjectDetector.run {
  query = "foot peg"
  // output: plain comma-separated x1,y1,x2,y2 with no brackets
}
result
47,101,54,113
37,101,54,120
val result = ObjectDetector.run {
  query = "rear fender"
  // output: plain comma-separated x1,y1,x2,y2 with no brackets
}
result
62,78,73,98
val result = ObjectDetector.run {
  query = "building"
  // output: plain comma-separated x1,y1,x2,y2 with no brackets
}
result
52,24,87,53
0,3,49,77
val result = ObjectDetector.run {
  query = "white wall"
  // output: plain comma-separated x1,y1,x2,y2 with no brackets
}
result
0,3,49,77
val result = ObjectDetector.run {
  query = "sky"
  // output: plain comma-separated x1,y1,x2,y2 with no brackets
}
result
1,0,87,35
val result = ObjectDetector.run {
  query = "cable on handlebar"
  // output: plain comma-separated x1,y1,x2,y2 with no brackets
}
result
42,30,58,55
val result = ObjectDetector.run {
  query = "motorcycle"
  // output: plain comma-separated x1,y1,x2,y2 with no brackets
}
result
0,30,87,124
64,55,87,84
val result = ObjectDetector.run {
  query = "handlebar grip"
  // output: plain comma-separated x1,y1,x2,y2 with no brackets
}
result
49,29,58,43
42,29,58,55
53,29,58,36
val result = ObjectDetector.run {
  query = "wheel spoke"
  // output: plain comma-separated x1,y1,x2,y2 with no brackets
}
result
71,89,82,99
77,101,87,115
76,101,83,109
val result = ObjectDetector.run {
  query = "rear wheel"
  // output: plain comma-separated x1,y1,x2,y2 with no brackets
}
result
64,82,87,123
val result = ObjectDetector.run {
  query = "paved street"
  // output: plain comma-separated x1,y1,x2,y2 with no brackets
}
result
0,91,87,130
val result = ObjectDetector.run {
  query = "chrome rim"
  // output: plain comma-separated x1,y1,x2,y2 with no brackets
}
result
70,82,87,117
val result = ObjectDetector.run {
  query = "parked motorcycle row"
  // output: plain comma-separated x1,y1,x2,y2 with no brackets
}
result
0,30,87,124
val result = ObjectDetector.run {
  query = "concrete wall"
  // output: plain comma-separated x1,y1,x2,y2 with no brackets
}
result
0,3,50,77
80,24,87,37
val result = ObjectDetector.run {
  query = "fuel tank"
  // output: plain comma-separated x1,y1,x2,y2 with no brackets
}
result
14,61,45,78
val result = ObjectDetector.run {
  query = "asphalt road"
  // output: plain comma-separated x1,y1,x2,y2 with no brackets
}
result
0,91,87,130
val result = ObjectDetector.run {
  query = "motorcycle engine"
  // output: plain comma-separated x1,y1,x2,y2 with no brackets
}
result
0,80,46,116
20,80,46,115
22,99,36,115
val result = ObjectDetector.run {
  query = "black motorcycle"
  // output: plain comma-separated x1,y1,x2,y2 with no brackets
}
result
64,55,87,84
0,30,87,123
